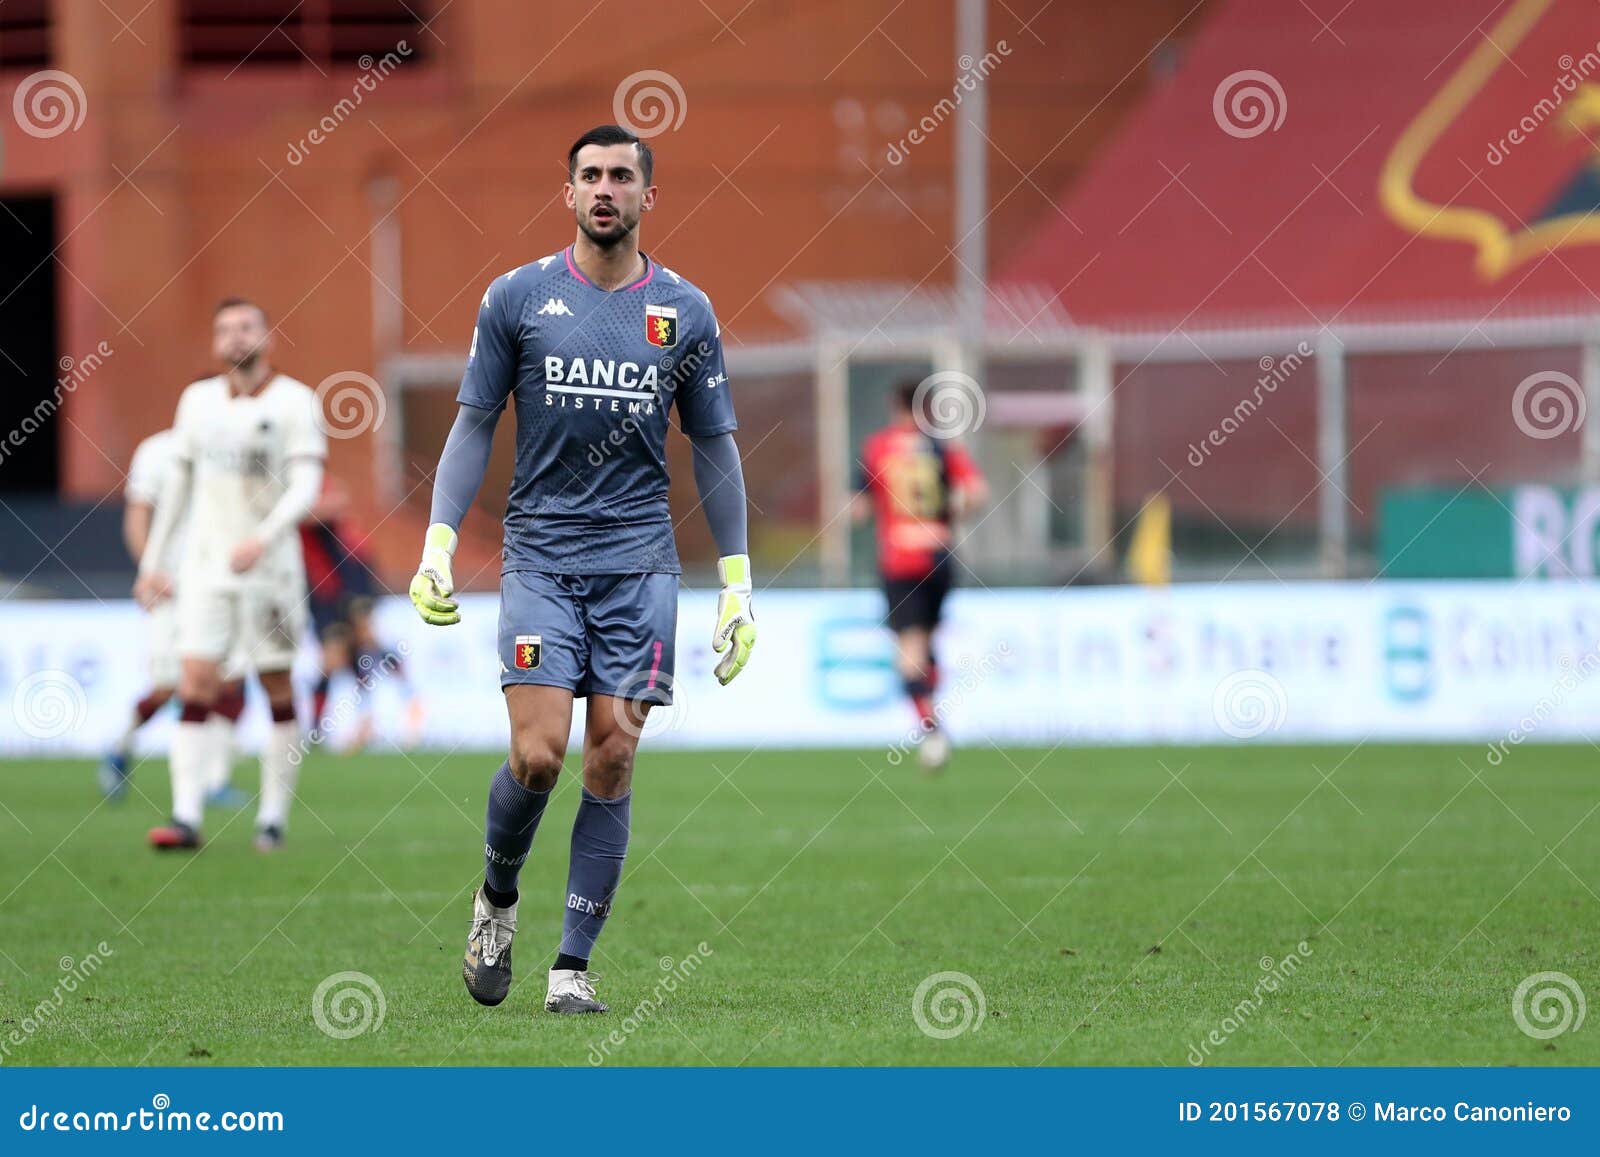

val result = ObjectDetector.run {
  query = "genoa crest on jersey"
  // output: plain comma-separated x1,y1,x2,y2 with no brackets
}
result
514,634,542,670
645,304,678,348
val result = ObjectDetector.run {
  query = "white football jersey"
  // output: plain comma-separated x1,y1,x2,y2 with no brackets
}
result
169,374,327,588
125,428,187,573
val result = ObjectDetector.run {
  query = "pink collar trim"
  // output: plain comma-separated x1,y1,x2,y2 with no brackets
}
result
623,259,655,292
565,246,653,292
563,246,592,287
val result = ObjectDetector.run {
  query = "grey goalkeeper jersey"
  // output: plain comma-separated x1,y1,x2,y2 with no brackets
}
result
457,247,737,575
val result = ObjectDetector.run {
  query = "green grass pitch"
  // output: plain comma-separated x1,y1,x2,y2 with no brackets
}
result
0,743,1595,1066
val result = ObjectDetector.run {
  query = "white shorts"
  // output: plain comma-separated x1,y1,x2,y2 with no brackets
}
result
146,598,181,689
177,581,307,674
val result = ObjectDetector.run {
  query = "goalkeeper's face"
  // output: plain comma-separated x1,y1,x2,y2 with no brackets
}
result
211,303,272,372
566,142,655,249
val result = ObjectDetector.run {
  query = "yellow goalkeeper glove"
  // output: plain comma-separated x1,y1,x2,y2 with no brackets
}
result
409,523,460,626
712,554,757,685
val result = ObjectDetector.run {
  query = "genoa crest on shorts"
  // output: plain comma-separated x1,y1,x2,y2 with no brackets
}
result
514,634,542,670
645,304,678,348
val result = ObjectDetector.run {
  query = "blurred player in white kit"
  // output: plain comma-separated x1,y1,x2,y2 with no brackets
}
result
102,427,249,808
133,297,327,851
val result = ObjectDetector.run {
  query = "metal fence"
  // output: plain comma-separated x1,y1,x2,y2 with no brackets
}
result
382,304,1600,589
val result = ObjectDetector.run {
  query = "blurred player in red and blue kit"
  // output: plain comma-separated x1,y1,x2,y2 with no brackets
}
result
300,478,422,749
854,379,988,770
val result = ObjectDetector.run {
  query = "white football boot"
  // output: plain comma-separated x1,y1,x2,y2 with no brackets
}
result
545,969,607,1014
462,888,517,1006
918,727,951,772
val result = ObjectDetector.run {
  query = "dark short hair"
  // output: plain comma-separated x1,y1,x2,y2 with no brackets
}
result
896,377,922,412
214,296,268,323
567,124,653,185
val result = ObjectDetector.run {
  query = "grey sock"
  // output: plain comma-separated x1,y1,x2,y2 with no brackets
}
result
483,761,550,897
559,789,631,960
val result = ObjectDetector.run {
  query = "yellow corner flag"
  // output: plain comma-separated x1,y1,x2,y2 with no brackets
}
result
1126,492,1172,586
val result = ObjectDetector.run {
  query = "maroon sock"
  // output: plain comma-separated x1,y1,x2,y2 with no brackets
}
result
212,683,247,724
135,691,171,725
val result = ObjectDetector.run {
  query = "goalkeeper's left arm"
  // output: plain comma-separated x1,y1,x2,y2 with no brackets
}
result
689,432,755,685
410,403,502,625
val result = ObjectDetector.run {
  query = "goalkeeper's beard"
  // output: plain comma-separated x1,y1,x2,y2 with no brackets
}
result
577,209,638,249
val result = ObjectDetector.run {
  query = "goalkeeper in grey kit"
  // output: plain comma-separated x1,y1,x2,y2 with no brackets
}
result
410,124,756,1015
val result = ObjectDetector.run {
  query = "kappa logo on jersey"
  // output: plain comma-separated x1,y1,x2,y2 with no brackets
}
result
645,303,678,348
514,634,542,670
538,298,574,317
